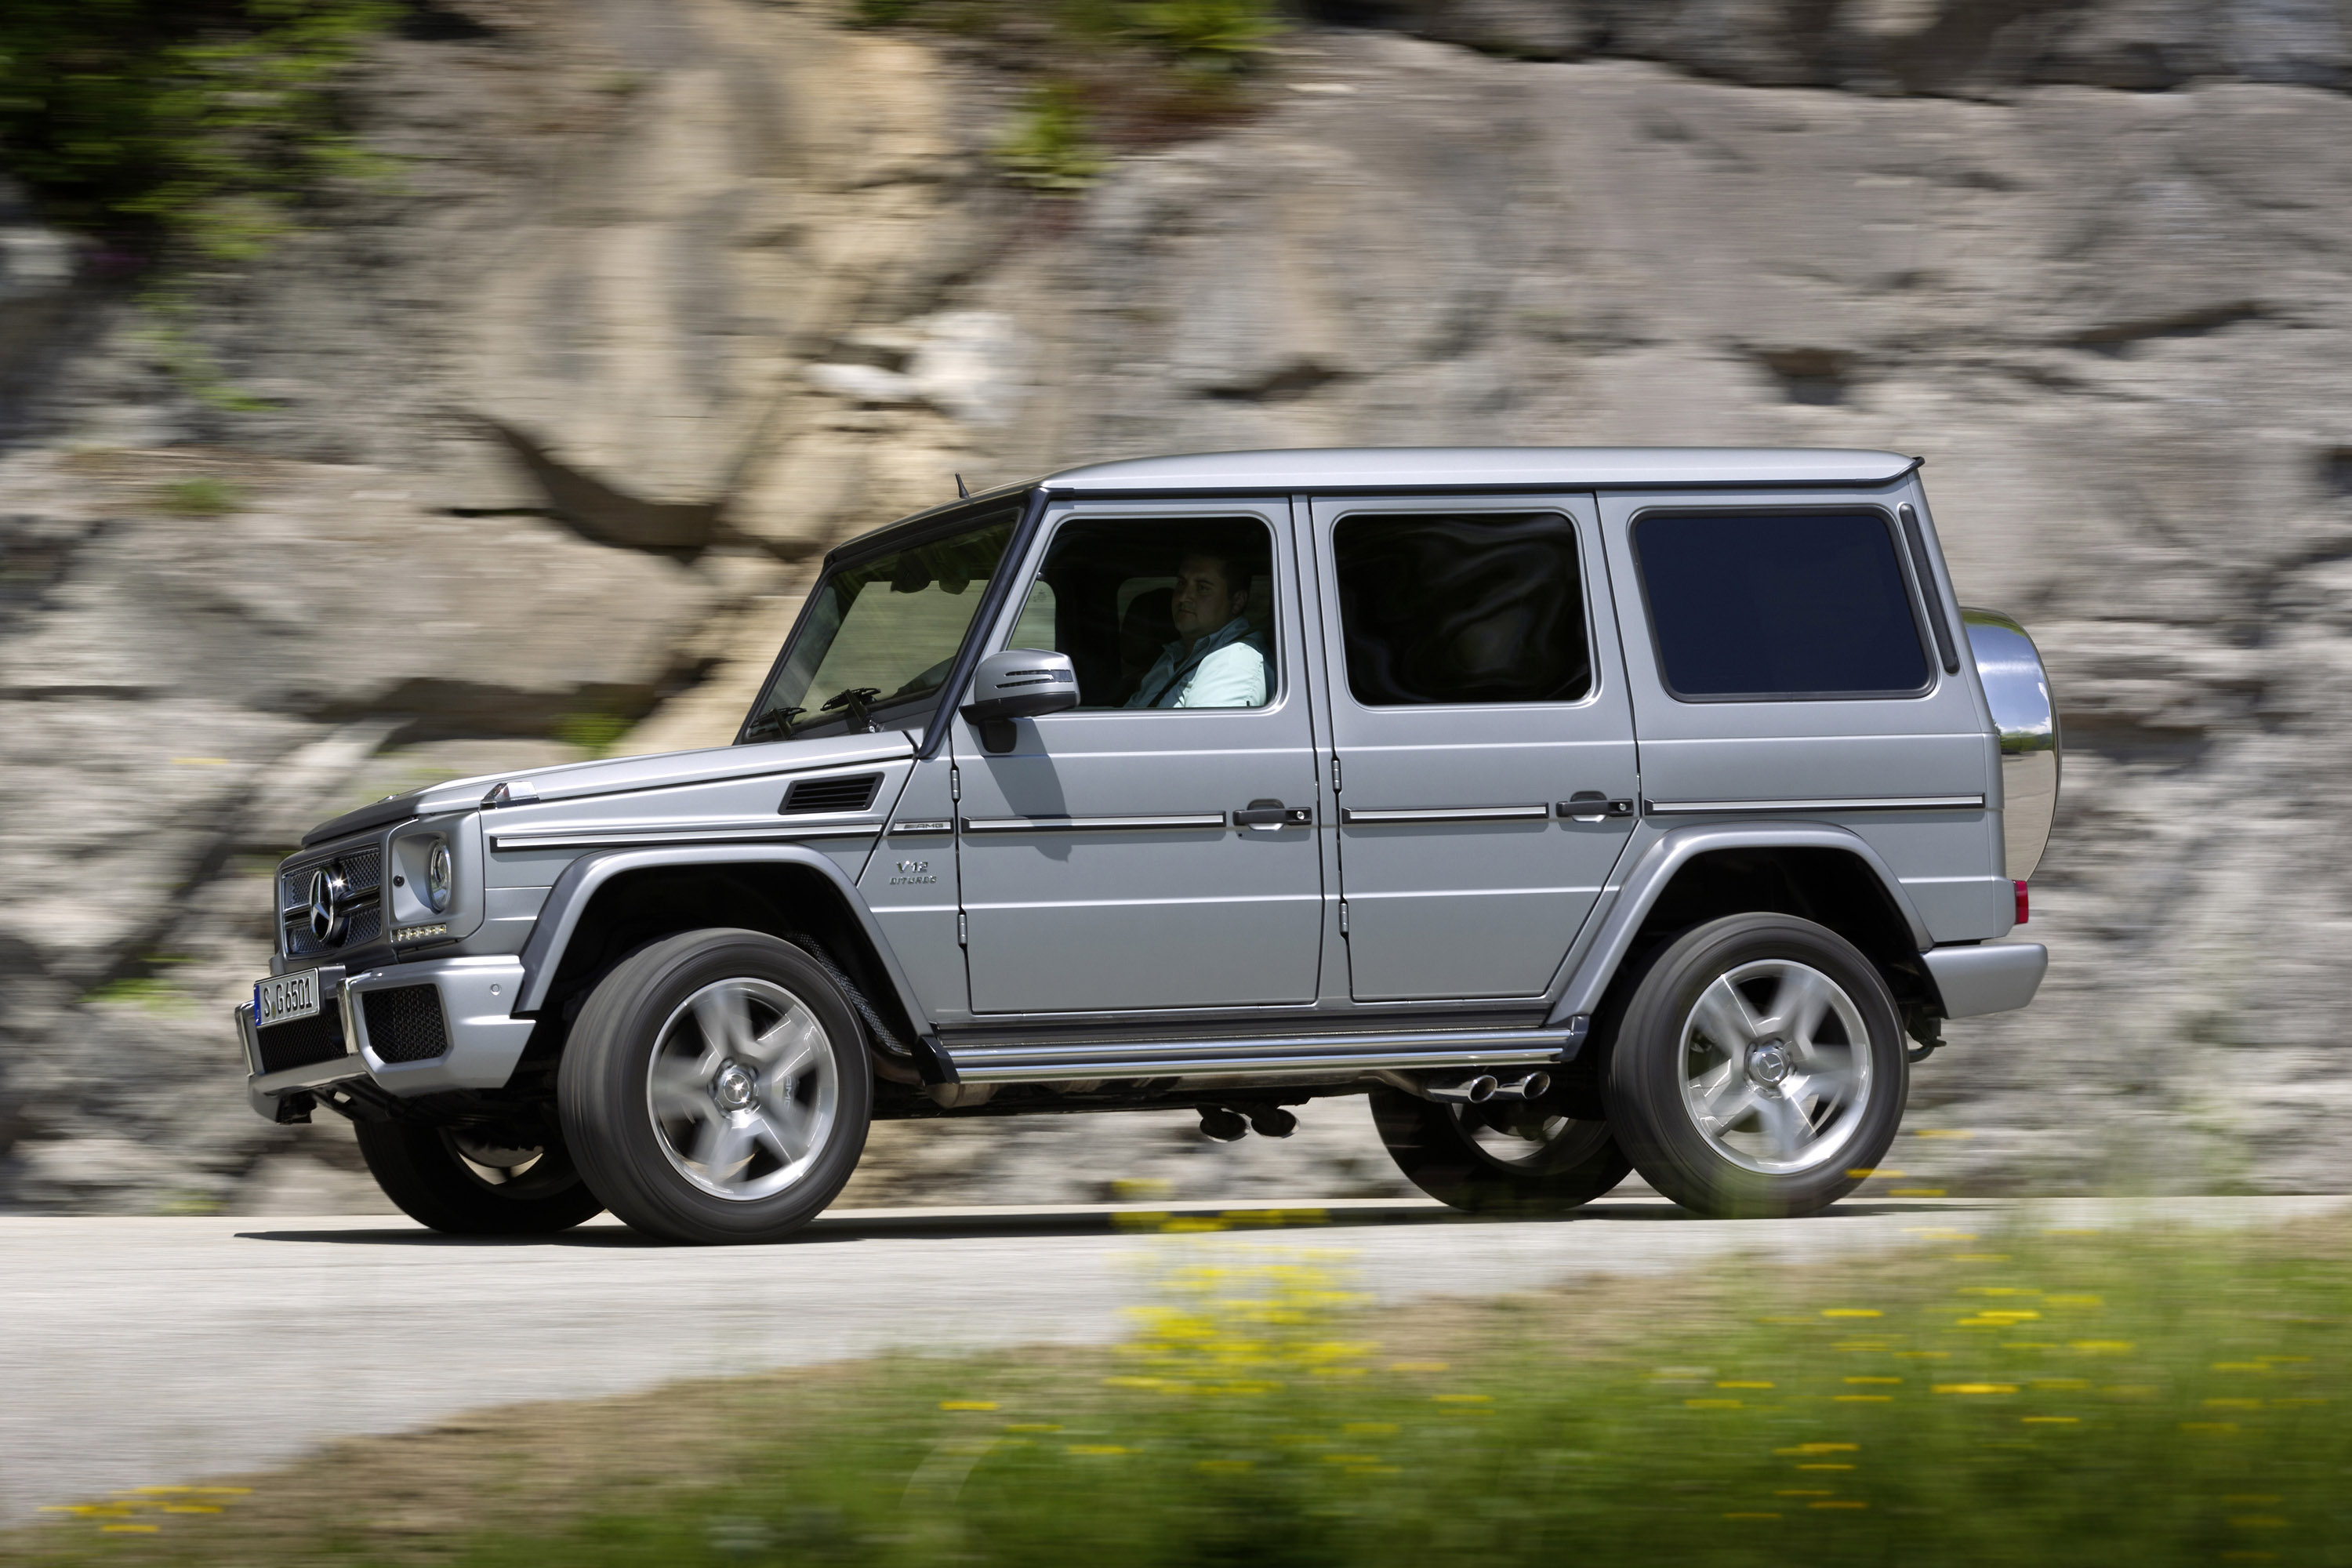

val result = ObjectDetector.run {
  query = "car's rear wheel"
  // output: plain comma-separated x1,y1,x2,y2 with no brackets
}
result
1370,1085,1631,1214
558,929,872,1244
354,1119,604,1235
1602,913,1907,1218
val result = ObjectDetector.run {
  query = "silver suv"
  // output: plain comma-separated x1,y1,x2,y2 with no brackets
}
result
237,448,2056,1242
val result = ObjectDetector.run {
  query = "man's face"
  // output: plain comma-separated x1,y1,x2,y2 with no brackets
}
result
1171,554,1243,648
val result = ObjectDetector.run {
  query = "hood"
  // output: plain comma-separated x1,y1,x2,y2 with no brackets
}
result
301,731,917,846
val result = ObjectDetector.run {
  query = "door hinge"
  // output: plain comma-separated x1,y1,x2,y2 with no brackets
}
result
1330,755,1343,793
949,765,961,802
1338,899,1349,935
957,911,967,946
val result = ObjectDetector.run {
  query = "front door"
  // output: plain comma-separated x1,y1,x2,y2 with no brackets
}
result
953,499,1323,1015
1310,495,1640,1002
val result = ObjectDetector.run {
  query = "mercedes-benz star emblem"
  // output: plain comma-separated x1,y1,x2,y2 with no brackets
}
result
308,864,352,946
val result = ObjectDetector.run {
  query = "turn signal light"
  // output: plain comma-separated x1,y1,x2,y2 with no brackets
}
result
2014,880,2030,926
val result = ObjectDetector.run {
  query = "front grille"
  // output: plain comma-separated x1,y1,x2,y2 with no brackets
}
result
361,985,449,1062
255,1007,347,1074
278,839,385,960
782,772,881,814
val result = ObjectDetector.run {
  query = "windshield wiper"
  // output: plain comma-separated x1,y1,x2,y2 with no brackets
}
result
742,705,804,743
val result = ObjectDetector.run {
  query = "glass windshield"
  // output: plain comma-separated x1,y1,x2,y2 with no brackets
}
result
742,510,1018,742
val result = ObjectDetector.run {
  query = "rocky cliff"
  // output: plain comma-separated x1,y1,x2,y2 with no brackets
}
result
3,0,2350,1210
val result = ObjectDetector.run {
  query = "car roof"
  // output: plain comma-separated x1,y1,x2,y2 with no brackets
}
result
1037,446,1920,494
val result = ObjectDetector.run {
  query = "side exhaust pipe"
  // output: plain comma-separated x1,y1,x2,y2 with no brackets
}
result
1425,1075,1500,1104
1494,1071,1552,1101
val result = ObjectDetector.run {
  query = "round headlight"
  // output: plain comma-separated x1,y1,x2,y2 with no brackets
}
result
425,840,453,913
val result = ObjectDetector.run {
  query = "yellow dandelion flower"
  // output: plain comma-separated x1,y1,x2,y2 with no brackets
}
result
1821,1308,1882,1319
1066,1445,1131,1456
940,1400,999,1411
2070,1341,2136,1354
1717,1381,1775,1389
2022,1417,2080,1425
1933,1384,2018,1396
1845,1377,1901,1385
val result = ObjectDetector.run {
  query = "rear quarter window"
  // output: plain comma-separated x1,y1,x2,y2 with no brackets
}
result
1633,510,1929,700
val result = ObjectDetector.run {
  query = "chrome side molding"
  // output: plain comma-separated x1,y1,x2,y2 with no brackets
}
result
944,1022,1586,1085
1643,794,1986,815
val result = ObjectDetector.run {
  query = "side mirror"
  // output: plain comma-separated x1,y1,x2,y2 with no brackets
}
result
962,649,1079,753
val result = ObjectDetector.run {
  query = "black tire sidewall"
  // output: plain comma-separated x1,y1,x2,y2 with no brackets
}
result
1603,913,1907,1218
559,929,873,1244
354,1118,604,1235
1369,1086,1631,1215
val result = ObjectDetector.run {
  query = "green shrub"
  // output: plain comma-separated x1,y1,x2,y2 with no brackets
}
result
157,476,241,515
0,0,396,262
996,82,1103,194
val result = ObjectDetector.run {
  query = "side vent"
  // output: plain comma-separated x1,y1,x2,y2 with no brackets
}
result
781,772,882,815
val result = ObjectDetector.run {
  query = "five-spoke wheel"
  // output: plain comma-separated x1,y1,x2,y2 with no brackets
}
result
648,978,841,1203
1602,913,1906,1218
560,929,871,1244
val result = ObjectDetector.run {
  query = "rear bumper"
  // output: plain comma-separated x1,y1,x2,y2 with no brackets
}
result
241,955,536,1116
1924,942,2048,1018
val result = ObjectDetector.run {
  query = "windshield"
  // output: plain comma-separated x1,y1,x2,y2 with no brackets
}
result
742,510,1020,742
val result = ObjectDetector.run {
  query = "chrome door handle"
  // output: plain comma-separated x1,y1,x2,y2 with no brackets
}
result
1234,799,1312,829
1559,793,1636,822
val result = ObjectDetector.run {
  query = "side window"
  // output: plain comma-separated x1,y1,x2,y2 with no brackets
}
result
1016,517,1277,710
1633,511,1929,699
1332,512,1592,706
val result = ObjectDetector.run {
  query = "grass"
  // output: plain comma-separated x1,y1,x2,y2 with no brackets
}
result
11,1210,2352,1566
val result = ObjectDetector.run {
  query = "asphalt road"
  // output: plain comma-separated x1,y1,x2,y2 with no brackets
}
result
5,1194,2347,1520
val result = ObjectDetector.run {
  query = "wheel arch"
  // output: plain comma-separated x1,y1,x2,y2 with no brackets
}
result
514,846,938,1078
1550,824,1935,1029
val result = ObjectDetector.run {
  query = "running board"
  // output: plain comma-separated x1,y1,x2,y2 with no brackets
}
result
941,1021,1587,1086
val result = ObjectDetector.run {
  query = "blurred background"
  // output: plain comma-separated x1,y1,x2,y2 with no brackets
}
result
2,0,2347,1215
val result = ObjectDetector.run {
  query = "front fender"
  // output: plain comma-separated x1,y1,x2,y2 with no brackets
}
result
512,844,934,1037
1546,822,1935,1027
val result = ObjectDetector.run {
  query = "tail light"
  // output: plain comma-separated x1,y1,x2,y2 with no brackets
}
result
2014,880,2030,926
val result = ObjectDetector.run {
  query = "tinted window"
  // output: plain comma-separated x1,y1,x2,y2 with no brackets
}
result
1333,513,1591,706
1635,511,1928,699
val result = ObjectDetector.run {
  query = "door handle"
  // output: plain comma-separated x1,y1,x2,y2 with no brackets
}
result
1235,799,1312,829
1559,793,1636,822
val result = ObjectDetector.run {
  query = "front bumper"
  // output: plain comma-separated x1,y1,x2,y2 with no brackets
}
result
240,955,537,1116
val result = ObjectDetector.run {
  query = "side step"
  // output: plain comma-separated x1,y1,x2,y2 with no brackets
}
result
941,1022,1588,1086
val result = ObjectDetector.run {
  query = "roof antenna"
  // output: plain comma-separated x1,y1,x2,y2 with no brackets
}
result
954,473,970,499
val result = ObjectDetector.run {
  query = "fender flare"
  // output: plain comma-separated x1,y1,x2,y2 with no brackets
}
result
512,844,935,1040
1545,822,1935,1027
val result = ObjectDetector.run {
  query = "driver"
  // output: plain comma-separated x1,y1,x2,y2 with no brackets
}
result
1124,532,1269,709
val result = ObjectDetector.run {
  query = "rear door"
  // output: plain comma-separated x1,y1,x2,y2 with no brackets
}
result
1309,495,1640,1002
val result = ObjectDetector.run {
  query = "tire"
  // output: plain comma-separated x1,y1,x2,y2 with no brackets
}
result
1370,1085,1632,1214
557,928,873,1245
1602,913,1907,1219
354,1119,604,1235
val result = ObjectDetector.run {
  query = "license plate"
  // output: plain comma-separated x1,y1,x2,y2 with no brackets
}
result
253,971,322,1027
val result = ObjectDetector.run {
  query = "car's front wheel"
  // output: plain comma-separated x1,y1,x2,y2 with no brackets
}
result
558,929,873,1244
1602,913,1907,1218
